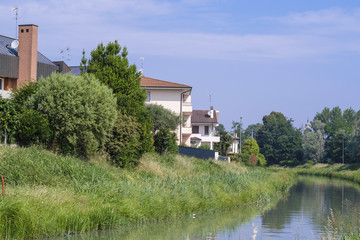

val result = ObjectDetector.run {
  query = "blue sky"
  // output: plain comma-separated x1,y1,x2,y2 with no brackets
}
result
1,0,360,130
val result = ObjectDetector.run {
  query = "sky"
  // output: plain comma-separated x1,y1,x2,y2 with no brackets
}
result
1,0,360,130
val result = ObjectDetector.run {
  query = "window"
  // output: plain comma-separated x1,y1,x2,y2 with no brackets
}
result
205,126,209,135
0,78,4,90
146,91,151,102
192,126,199,134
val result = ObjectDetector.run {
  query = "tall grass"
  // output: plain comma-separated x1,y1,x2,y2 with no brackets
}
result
0,146,295,239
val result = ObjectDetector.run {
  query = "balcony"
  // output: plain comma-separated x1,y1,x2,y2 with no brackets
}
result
182,102,192,114
182,127,192,135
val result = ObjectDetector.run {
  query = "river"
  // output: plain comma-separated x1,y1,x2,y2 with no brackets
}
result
57,176,360,239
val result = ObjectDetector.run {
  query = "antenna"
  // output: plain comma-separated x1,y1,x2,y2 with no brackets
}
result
60,47,71,62
139,57,144,75
208,94,212,108
12,7,18,39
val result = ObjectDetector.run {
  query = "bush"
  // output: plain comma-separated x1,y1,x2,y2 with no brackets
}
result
26,73,117,158
0,97,18,144
15,108,51,146
258,153,267,166
198,145,211,150
154,129,178,154
106,113,142,168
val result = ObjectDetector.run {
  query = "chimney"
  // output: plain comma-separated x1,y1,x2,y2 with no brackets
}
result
17,24,38,88
210,106,214,118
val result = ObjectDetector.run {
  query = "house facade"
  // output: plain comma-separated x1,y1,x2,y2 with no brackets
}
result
190,108,220,150
0,24,61,98
141,76,192,145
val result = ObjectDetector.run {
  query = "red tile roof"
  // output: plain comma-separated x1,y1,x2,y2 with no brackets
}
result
141,76,191,89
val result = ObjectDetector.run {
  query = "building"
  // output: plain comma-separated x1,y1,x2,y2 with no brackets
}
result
190,108,220,150
0,24,62,98
140,76,192,145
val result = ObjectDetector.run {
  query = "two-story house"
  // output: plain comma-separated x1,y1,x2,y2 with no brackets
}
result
141,76,192,145
0,24,60,98
190,107,220,150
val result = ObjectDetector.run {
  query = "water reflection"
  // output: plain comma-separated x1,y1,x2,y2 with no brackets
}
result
53,177,360,240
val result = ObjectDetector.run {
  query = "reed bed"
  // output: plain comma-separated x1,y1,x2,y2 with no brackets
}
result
0,146,295,239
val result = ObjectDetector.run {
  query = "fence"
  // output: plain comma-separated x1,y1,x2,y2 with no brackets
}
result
178,146,230,162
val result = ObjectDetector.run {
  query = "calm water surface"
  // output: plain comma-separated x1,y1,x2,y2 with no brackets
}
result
59,177,360,240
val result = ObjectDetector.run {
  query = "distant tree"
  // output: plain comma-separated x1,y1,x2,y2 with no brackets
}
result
145,104,179,133
214,125,233,156
26,73,117,158
257,112,302,165
238,138,266,166
84,40,153,155
314,106,357,163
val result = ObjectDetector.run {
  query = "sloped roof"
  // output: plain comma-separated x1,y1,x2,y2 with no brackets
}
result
0,34,55,66
191,110,218,124
141,76,191,89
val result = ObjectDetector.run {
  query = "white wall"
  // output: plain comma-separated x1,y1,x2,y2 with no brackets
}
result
146,89,183,114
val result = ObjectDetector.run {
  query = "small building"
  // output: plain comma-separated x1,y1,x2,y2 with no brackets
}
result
141,76,192,146
190,108,220,150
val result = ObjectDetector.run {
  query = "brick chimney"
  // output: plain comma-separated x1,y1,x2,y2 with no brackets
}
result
17,24,38,88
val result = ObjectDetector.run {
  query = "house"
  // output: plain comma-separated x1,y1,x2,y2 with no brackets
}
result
0,24,62,98
140,76,192,145
190,107,220,150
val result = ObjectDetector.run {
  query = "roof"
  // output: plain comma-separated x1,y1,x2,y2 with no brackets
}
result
141,76,191,89
0,34,55,66
191,110,218,124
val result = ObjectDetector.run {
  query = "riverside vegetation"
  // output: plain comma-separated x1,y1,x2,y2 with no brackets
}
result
0,146,295,239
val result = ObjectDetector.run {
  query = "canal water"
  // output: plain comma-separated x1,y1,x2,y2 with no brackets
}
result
60,176,360,239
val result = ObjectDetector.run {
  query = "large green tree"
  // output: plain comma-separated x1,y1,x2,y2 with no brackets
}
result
84,41,153,154
257,112,302,165
145,104,179,133
26,73,117,158
314,107,358,163
214,124,233,156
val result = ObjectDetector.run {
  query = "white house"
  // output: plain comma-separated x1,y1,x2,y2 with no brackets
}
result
190,108,220,150
141,76,192,145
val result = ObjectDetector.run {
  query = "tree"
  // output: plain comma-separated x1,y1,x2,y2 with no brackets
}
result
314,106,357,163
154,129,178,154
106,112,142,167
26,73,117,158
238,138,266,166
0,97,18,144
84,41,153,154
257,112,302,165
145,104,179,133
214,124,233,156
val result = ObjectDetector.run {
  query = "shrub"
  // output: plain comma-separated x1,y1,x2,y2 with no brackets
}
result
106,113,142,167
258,153,267,166
26,73,117,158
198,145,211,150
15,108,51,146
0,97,18,144
154,129,178,154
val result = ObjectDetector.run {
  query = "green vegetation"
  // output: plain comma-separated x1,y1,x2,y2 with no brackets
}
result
237,138,266,166
292,163,360,184
0,146,295,239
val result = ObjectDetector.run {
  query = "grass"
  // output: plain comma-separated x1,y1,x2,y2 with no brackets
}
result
0,146,295,239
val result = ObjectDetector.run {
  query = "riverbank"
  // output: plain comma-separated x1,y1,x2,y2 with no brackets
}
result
0,146,295,239
291,163,360,184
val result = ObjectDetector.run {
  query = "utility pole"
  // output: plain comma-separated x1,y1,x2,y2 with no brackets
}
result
342,138,345,164
239,117,242,154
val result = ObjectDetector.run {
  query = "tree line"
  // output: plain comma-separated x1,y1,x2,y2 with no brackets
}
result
0,41,179,167
217,108,360,165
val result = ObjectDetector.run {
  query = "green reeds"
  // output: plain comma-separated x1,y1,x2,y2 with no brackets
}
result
0,146,295,239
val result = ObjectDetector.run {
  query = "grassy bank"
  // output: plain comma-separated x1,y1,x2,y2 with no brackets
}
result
292,163,360,184
0,146,295,239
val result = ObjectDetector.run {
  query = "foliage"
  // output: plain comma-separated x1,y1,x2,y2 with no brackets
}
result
26,73,117,158
314,107,360,163
0,96,18,144
15,108,51,146
145,104,179,133
84,40,153,155
106,112,142,167
154,128,178,154
238,138,266,166
0,146,295,239
257,112,302,165
198,144,211,150
11,81,38,111
214,125,233,156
